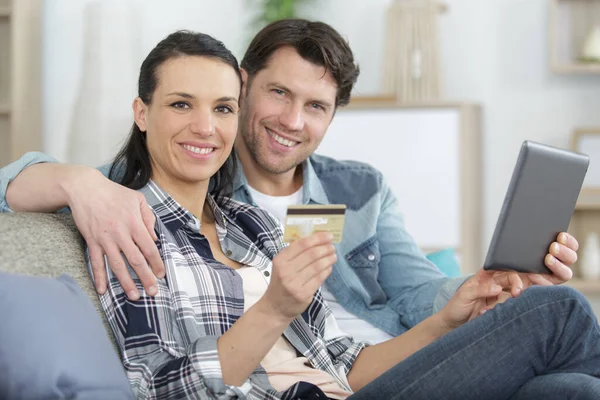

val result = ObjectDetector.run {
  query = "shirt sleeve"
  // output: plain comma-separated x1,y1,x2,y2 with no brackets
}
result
0,151,118,213
0,151,59,212
375,176,470,328
87,252,253,399
314,291,369,391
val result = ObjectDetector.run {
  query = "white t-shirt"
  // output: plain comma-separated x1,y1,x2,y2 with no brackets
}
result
236,266,352,399
246,184,394,345
247,185,303,227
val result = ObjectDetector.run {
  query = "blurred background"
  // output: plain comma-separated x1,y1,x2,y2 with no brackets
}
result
2,0,600,298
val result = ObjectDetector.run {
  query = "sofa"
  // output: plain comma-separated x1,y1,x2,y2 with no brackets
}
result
0,212,132,399
0,212,116,346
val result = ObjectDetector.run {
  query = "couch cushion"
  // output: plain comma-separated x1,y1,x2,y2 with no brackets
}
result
0,272,133,399
0,213,118,352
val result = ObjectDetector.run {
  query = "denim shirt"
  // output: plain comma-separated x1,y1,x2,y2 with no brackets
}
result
0,152,467,336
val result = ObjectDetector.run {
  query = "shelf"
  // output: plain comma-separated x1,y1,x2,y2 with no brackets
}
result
0,6,10,18
549,0,600,75
348,96,478,110
552,63,600,74
565,278,600,294
575,188,600,210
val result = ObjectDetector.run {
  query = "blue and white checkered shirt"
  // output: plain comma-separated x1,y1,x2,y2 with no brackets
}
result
89,180,367,399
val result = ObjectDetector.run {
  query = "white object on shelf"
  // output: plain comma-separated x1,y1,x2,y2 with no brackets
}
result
581,26,600,62
580,232,600,280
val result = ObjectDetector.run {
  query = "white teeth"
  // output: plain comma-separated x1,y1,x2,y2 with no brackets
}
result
183,144,214,155
268,129,297,147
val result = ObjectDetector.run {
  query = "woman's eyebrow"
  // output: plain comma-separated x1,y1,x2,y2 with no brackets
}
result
217,96,239,104
166,92,195,99
165,92,237,104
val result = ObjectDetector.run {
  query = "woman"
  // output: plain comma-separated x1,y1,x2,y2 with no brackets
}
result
94,30,600,400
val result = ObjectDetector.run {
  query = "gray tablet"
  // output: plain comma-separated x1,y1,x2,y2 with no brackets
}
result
483,141,589,274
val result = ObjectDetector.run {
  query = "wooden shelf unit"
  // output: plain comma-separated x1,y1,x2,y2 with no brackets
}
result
0,1,11,165
575,187,600,210
0,0,42,167
566,278,600,294
568,188,600,283
0,7,11,18
549,0,600,74
552,63,600,74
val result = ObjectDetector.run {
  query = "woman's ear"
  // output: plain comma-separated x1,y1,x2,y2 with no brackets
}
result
132,97,148,132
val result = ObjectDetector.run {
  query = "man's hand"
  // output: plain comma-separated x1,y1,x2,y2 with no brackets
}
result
439,268,517,329
260,232,337,322
444,231,580,325
490,231,578,290
65,169,165,299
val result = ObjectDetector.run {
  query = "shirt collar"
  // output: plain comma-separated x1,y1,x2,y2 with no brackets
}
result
301,157,329,205
234,156,329,205
139,180,229,234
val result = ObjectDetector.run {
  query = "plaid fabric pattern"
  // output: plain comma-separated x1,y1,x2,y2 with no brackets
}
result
87,180,367,399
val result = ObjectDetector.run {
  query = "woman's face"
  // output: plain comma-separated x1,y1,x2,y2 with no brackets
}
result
134,55,240,192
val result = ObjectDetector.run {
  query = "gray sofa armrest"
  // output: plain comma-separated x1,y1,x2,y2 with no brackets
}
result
0,213,118,353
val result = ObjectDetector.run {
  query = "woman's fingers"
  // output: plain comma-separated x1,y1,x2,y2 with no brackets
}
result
280,232,335,262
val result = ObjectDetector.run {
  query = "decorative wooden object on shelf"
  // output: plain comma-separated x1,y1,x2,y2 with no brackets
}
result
549,0,600,74
382,0,446,103
0,0,42,167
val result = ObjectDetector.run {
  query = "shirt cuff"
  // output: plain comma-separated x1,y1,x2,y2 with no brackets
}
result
433,275,472,312
189,336,253,398
0,151,59,212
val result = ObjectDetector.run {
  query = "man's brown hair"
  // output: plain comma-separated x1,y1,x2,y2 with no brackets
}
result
241,19,360,107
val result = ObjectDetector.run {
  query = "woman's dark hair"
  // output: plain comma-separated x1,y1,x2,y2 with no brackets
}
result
241,19,359,108
109,30,242,201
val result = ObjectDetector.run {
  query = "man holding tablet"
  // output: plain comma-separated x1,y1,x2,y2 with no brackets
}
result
483,141,589,275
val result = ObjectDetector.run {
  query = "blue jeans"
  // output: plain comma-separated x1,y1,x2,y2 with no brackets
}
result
349,286,600,400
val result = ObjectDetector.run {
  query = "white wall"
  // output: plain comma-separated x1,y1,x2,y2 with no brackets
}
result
440,0,600,253
42,0,252,166
42,0,600,251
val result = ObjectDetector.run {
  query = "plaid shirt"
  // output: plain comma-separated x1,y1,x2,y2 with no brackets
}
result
89,181,368,400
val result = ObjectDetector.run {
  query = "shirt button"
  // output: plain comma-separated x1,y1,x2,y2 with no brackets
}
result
367,254,376,261
264,271,270,277
225,250,232,257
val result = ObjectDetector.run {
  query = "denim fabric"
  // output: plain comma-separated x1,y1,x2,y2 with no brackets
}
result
233,155,468,335
348,286,600,400
510,373,600,400
0,152,58,212
0,152,468,336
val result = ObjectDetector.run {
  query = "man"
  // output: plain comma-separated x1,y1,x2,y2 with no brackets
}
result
0,19,577,347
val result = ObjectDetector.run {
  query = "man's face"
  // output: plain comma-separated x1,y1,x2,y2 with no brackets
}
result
238,46,338,175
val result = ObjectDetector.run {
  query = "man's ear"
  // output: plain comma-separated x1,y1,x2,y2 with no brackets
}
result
132,97,148,132
240,68,249,98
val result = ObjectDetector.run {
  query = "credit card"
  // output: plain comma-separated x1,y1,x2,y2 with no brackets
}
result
283,204,347,243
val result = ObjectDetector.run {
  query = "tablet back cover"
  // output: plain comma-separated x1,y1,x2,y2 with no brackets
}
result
484,141,589,274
